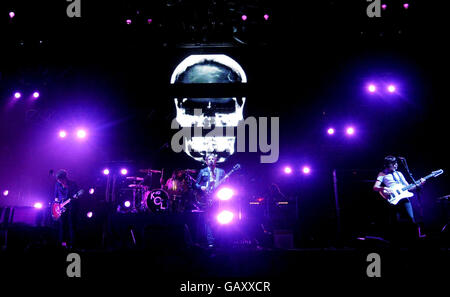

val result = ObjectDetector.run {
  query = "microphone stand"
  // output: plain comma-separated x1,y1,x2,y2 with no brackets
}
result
400,158,425,229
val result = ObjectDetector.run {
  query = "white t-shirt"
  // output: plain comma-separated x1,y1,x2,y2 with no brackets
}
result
376,170,409,188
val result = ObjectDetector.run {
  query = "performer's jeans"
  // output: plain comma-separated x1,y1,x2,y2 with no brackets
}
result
395,199,415,224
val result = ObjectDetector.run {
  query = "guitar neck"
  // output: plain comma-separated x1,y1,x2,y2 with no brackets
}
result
404,173,435,191
60,198,71,207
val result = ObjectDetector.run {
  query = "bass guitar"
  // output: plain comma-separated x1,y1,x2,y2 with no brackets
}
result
380,169,443,205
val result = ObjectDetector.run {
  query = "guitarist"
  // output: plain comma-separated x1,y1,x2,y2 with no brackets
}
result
54,169,80,248
373,156,426,239
194,153,225,247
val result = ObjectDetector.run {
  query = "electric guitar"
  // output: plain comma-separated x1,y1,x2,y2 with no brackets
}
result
197,164,241,208
380,169,443,205
51,189,84,220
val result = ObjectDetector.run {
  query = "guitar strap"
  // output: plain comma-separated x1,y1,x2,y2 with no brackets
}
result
392,171,406,186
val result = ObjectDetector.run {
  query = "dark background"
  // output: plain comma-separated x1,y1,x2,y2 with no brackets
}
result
0,0,449,246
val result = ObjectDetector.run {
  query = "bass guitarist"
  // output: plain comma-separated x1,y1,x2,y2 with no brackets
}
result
373,156,426,239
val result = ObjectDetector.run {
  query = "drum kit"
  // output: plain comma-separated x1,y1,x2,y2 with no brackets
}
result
122,168,198,213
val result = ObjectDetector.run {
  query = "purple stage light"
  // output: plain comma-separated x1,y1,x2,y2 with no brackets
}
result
346,127,355,135
368,84,376,93
327,128,335,135
14,92,22,99
241,15,247,21
120,168,128,175
103,169,110,175
387,84,396,93
32,91,40,99
9,11,15,19
86,211,93,218
3,190,9,196
76,129,87,139
403,3,409,9
217,187,234,201
59,130,67,138
89,188,95,195
34,202,43,209
126,19,132,25
284,166,292,174
147,18,153,24
381,4,387,10
302,166,311,174
124,201,131,208
263,14,269,21
217,210,234,225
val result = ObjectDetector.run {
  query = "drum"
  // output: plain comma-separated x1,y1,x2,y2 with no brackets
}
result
142,189,170,212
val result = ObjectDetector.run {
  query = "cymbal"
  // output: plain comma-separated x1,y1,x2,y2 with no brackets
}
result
128,184,146,188
139,169,162,173
437,195,450,200
184,169,197,173
126,176,144,181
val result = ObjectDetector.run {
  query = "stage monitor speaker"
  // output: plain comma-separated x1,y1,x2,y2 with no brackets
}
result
9,206,47,227
273,229,294,249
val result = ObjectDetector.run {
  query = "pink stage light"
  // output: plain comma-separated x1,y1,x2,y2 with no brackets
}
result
103,169,110,175
86,211,93,218
217,210,234,225
217,187,234,201
327,128,335,135
34,202,43,209
302,166,311,174
59,130,67,138
387,84,396,93
120,168,128,175
241,15,247,21
284,166,292,174
14,92,22,99
3,190,9,196
263,14,269,21
89,188,95,195
381,4,387,10
403,3,409,9
147,19,153,24
126,19,132,25
368,84,376,93
32,91,40,99
346,127,355,135
76,129,87,139
9,11,15,19
124,201,131,207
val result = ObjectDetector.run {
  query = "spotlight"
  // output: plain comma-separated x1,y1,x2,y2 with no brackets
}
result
217,187,234,201
147,18,153,24
76,129,87,139
86,211,93,218
32,91,40,99
217,210,234,225
381,4,387,10
9,11,15,19
403,3,409,9
14,92,22,99
241,15,247,21
284,166,292,174
103,169,110,175
263,14,269,21
89,188,95,195
302,166,311,174
387,84,396,93
126,19,132,25
3,190,9,196
120,168,128,175
124,201,131,208
34,202,43,209
346,127,355,135
367,84,376,93
327,128,335,135
59,130,67,138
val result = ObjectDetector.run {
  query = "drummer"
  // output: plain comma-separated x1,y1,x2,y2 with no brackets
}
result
164,169,190,212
